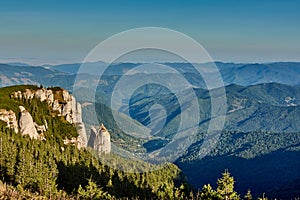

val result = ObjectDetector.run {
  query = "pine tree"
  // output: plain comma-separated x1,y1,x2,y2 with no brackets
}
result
0,131,18,182
216,169,240,200
157,182,174,200
15,142,37,190
200,184,217,200
78,179,111,200
244,189,252,200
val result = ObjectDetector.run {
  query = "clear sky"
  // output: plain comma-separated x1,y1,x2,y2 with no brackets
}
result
0,0,299,64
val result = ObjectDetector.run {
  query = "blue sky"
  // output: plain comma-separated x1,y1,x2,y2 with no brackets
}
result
0,0,299,64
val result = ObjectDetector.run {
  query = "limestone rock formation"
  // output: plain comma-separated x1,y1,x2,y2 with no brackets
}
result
18,106,39,139
11,87,88,148
88,124,111,154
23,89,34,99
11,91,22,99
63,101,72,120
75,102,82,123
52,100,61,114
0,107,47,140
0,109,18,133
35,88,54,104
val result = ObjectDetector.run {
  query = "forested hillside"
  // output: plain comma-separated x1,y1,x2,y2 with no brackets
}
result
0,85,188,199
177,130,300,198
0,85,279,199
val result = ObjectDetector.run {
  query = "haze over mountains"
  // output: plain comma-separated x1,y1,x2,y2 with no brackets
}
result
3,61,300,135
2,61,300,89
1,61,300,198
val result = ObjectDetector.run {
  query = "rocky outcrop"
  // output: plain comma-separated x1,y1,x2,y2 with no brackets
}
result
0,109,19,133
0,106,47,140
11,88,87,148
11,88,75,123
52,100,61,114
18,106,39,139
88,124,111,154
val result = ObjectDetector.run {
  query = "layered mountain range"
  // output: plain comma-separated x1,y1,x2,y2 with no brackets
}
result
2,61,300,89
1,61,300,198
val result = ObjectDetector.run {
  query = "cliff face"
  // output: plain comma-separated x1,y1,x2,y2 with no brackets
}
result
88,124,111,154
11,88,83,125
0,87,87,147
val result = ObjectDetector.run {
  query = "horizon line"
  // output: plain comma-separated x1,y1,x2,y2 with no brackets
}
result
1,58,300,67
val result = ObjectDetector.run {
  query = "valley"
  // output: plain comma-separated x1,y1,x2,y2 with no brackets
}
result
1,62,300,199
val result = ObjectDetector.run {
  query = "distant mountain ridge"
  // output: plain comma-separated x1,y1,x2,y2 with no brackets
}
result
118,82,300,198
126,82,300,137
0,63,73,89
2,61,300,90
1,61,300,198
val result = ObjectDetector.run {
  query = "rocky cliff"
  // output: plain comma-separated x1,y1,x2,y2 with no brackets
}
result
11,88,83,125
88,123,111,154
0,87,87,147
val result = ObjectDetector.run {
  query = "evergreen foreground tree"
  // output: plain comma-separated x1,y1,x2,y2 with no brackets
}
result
200,184,217,200
198,170,242,200
77,179,111,200
216,169,240,200
244,189,252,200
